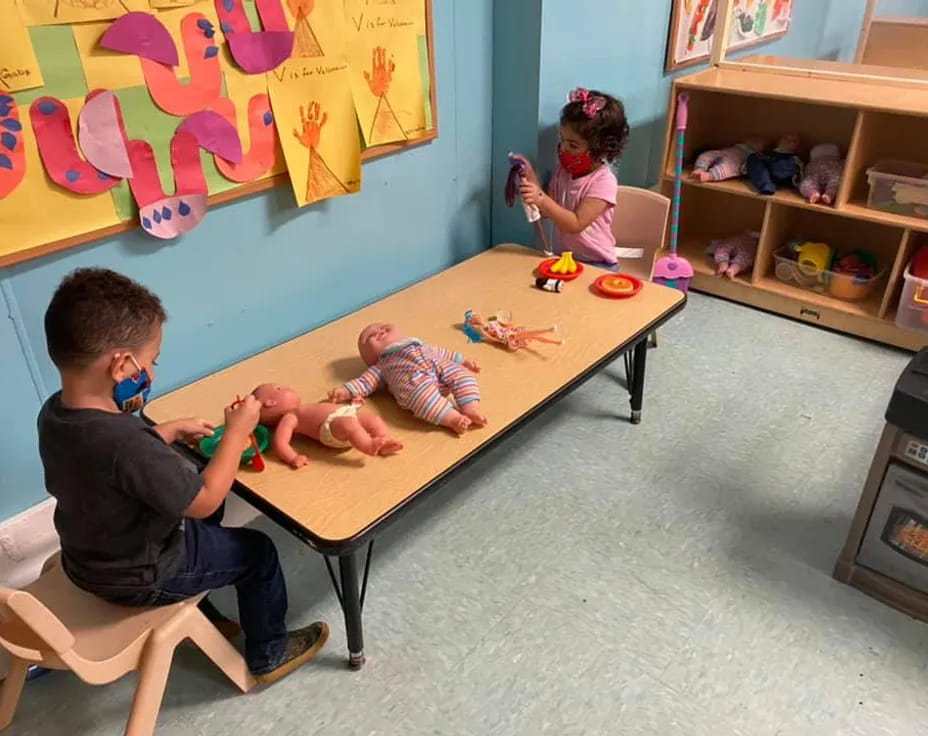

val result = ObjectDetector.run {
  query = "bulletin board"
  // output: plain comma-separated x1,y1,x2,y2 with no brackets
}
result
0,0,438,268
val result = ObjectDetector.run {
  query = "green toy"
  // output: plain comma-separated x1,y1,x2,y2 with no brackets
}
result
199,424,270,464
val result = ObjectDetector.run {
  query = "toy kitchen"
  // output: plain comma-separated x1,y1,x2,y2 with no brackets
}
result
835,348,928,618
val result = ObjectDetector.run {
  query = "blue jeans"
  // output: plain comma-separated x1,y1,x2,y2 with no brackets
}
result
134,510,288,674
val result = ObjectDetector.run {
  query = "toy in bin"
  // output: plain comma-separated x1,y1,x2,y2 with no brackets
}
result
774,240,834,289
896,246,928,332
464,310,564,350
830,251,880,301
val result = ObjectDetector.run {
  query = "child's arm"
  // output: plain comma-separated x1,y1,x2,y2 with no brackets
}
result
185,396,262,518
153,417,215,445
271,413,309,469
332,365,383,402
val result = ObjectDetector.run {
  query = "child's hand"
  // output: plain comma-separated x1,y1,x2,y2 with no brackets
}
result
329,387,352,403
511,154,540,186
154,418,215,445
519,181,544,207
462,358,481,373
224,396,261,439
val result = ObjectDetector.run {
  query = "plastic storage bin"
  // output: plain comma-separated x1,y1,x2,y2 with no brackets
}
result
867,160,928,220
896,265,928,332
773,247,885,302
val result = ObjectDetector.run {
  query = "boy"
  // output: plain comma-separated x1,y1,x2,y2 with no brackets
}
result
38,267,327,683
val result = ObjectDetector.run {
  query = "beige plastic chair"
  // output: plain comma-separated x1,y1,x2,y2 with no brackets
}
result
0,556,255,735
612,185,671,281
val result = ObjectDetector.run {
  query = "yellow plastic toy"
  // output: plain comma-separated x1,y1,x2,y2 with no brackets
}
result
793,241,834,281
550,251,578,275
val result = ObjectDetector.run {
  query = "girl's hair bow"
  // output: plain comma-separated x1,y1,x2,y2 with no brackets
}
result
568,88,606,118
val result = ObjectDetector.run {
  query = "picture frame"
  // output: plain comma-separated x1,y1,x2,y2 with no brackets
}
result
665,0,794,72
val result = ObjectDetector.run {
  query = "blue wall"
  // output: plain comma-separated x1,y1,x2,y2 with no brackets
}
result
0,0,493,520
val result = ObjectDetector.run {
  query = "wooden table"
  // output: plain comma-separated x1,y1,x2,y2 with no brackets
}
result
144,244,686,667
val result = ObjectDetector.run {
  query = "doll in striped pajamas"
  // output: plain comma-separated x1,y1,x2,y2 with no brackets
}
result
330,323,486,435
692,138,765,183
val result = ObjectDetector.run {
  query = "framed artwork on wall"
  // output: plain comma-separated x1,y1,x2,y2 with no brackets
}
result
666,0,794,72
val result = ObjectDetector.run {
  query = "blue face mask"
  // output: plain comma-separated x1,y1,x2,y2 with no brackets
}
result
113,356,152,413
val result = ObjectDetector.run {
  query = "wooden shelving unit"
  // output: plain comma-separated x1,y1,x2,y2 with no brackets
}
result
660,58,928,351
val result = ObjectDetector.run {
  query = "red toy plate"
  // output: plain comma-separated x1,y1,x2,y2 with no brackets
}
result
593,273,643,299
538,258,584,282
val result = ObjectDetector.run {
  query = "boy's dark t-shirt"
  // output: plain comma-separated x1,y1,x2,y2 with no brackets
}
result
37,392,202,600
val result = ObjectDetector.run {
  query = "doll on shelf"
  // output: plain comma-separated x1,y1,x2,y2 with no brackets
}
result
707,231,760,279
330,323,486,435
798,143,845,206
746,134,804,195
463,310,564,351
252,383,403,468
692,137,765,183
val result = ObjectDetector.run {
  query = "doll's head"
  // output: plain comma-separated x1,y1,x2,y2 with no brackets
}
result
252,383,302,425
358,323,407,366
810,143,840,161
776,134,801,153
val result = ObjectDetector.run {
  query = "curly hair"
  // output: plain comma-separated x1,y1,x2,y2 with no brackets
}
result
45,268,166,369
561,91,630,164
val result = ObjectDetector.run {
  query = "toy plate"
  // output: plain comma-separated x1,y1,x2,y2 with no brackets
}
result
199,424,270,463
538,258,584,281
593,273,643,299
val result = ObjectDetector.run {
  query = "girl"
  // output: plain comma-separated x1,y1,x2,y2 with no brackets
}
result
516,88,630,270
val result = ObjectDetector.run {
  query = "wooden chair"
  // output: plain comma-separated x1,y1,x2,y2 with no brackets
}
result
613,186,671,347
0,556,255,736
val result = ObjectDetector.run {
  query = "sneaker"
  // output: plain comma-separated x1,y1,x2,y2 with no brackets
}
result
254,622,330,685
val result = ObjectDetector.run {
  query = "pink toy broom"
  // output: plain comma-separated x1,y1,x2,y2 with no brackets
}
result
653,93,694,293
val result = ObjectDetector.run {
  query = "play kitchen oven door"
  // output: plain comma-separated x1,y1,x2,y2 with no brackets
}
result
858,448,928,593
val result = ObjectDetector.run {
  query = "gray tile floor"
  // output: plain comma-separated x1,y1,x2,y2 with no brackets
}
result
11,294,926,736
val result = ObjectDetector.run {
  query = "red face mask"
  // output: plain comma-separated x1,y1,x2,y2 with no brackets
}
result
558,147,595,177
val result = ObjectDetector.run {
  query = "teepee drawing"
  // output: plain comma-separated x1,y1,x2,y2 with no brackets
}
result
305,148,348,203
287,0,324,57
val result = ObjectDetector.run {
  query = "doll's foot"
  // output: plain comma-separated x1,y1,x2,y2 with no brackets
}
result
461,403,487,428
693,170,712,182
716,262,730,276
808,192,822,205
725,265,743,279
441,411,472,435
373,437,404,456
822,194,833,206
288,454,309,469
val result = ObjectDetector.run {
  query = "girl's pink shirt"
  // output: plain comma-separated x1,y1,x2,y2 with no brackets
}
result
550,163,618,264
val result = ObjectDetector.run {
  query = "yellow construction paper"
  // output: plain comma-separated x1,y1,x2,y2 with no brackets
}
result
268,0,360,207
344,0,427,146
16,0,148,26
150,0,195,8
74,0,220,91
0,0,44,93
0,96,120,259
222,69,287,180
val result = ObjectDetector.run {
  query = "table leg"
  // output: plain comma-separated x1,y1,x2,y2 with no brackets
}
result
338,552,365,669
629,338,648,425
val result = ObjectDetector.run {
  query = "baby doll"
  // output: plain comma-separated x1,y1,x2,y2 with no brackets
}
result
798,143,844,206
464,310,564,351
693,137,765,183
707,231,760,279
252,383,403,468
330,323,486,435
746,134,803,195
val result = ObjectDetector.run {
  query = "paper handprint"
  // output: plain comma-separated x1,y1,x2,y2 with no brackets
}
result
364,46,406,145
292,100,348,205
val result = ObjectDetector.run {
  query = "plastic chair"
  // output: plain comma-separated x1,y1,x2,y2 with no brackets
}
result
612,185,671,281
0,556,255,735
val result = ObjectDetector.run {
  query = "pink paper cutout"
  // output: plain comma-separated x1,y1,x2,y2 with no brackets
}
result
127,117,237,239
211,94,279,182
29,96,122,196
177,110,243,164
137,13,223,116
215,0,295,73
101,12,180,67
78,90,133,179
0,95,26,200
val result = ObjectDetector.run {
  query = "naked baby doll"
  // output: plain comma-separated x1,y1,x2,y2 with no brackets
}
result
692,138,765,183
253,383,403,468
746,134,803,195
707,231,760,279
798,143,844,206
330,323,486,435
